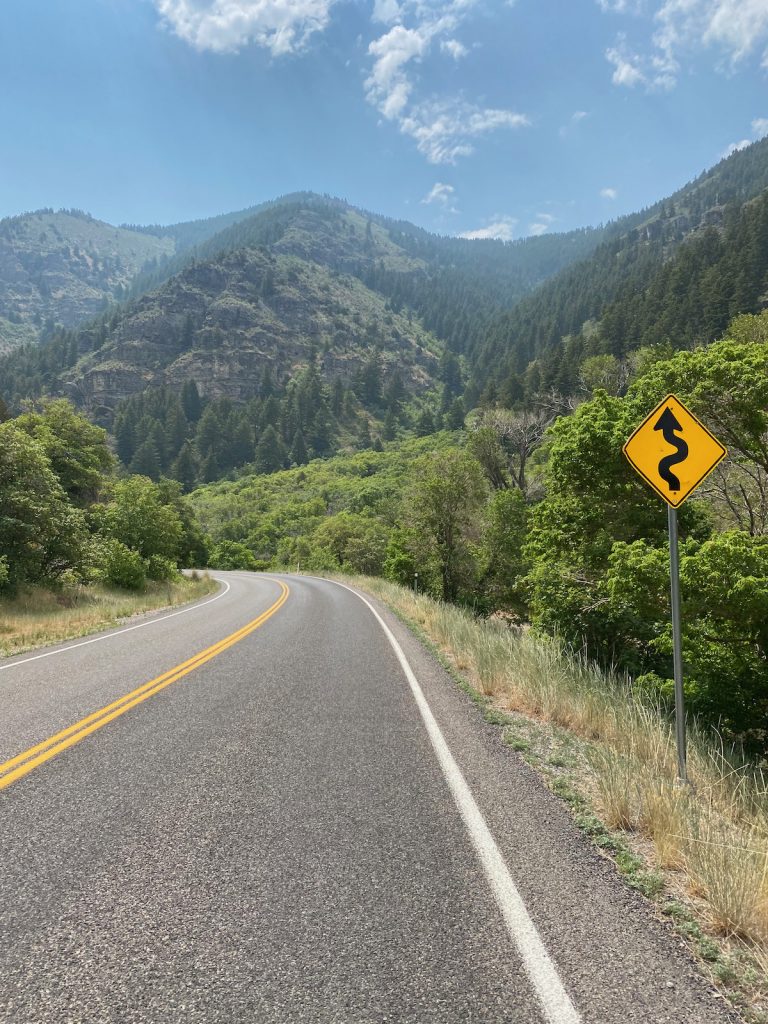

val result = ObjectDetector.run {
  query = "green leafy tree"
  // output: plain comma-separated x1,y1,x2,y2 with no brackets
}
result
209,541,258,570
103,476,183,562
15,399,113,506
0,422,87,586
403,450,487,602
480,489,529,617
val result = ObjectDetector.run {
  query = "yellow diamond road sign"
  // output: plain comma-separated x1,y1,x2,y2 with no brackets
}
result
623,393,727,508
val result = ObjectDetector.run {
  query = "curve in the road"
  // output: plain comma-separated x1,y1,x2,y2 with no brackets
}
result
0,578,233,674
0,578,289,792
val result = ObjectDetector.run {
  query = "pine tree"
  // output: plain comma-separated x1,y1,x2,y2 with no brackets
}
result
231,417,255,466
181,380,202,422
200,451,219,483
357,418,372,449
129,440,161,480
291,429,308,466
382,409,397,441
254,425,287,474
170,441,199,493
415,409,436,437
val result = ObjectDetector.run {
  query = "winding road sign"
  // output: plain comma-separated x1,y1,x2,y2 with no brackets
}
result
623,393,727,508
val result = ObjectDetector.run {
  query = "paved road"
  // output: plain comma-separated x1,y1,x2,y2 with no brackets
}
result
0,572,740,1023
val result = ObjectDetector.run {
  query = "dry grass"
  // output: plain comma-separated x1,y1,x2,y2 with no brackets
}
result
0,574,217,658
351,576,768,960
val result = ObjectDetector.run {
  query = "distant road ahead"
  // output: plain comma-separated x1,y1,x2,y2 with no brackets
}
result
0,573,738,1023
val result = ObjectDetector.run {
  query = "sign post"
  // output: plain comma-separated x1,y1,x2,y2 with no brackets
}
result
623,394,727,783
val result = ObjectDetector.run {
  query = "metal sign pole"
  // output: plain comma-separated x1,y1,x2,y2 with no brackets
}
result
667,505,687,783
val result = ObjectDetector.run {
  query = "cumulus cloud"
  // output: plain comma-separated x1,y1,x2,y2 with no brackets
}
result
721,116,768,160
528,213,555,236
606,34,676,88
459,215,517,242
372,0,401,23
721,139,752,158
400,101,529,164
602,0,768,89
365,1,528,163
153,0,335,55
422,182,458,211
600,186,618,199
440,38,468,59
366,22,435,119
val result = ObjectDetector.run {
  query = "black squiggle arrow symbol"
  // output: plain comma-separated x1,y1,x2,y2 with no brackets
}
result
653,407,688,491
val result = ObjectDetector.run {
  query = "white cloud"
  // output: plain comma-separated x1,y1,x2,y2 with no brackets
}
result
721,138,752,158
601,1,768,90
365,1,528,163
559,109,589,137
366,22,435,119
719,116,768,159
441,38,468,59
600,186,618,199
400,100,529,164
154,0,335,55
528,213,555,236
372,0,401,24
606,34,676,88
422,182,458,211
459,215,517,242
597,0,642,11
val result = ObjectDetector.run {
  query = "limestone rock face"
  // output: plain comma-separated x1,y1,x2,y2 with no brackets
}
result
70,245,440,420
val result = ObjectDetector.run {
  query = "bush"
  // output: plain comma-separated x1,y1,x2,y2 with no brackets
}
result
146,555,180,581
104,541,146,590
209,541,258,571
0,556,9,592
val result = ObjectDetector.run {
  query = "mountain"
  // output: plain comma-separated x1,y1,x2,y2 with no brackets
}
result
0,210,174,352
0,197,606,421
469,136,768,402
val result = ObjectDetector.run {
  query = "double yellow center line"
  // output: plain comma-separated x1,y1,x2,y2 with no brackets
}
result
0,579,290,792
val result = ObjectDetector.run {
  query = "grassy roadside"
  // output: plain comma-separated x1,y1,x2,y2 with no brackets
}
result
344,574,768,1024
0,573,217,658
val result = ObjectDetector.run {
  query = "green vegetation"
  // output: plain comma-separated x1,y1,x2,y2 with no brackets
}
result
0,399,208,603
191,310,768,754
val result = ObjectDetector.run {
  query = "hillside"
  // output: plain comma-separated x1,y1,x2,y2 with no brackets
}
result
190,431,460,569
0,197,607,422
0,210,174,352
470,137,768,401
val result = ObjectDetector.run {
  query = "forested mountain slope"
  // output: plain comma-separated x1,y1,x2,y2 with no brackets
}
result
0,210,174,352
470,137,768,402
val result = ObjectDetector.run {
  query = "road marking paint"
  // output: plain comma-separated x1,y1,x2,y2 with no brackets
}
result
0,577,233,674
0,580,290,792
320,577,582,1024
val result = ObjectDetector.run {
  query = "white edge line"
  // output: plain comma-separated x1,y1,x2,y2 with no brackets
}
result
0,577,232,674
309,575,582,1024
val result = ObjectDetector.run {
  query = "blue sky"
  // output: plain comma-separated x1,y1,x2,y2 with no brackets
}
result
1,0,766,239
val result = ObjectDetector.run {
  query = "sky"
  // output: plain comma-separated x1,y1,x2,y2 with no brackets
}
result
1,0,767,240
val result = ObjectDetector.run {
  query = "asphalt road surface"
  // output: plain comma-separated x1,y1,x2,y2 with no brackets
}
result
0,572,742,1023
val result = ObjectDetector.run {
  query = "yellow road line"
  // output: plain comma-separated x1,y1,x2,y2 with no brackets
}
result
0,579,290,792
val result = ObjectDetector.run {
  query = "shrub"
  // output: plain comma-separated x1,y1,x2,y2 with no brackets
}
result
104,541,146,590
209,541,258,571
145,555,180,581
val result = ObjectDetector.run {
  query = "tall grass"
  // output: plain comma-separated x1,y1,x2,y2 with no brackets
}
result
0,575,216,657
356,577,768,948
